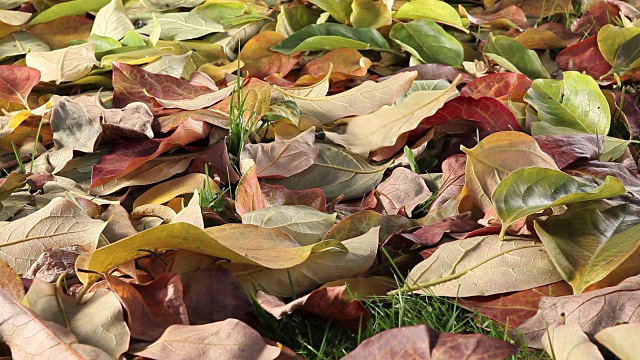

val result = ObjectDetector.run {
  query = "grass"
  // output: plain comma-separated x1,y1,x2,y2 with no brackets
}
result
254,290,549,360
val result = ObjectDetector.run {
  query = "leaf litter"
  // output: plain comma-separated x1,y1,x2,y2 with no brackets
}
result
2,0,640,359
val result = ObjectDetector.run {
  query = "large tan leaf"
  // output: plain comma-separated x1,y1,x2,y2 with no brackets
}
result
25,279,130,358
278,71,417,124
404,235,562,297
513,274,640,348
595,324,640,360
0,198,107,274
0,288,113,360
133,319,281,360
25,42,99,84
542,323,604,360
78,222,345,289
461,131,558,212
233,226,379,296
324,79,458,156
0,258,24,301
242,205,336,246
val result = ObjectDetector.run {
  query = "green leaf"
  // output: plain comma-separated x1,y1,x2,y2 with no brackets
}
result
120,30,146,47
597,24,640,66
307,0,353,23
242,205,337,246
271,23,389,54
492,167,626,239
89,34,122,53
137,12,224,41
535,202,640,294
265,143,387,201
483,34,549,80
275,4,322,37
30,0,110,25
612,31,640,75
394,0,466,32
524,71,610,134
389,19,463,66
350,0,392,29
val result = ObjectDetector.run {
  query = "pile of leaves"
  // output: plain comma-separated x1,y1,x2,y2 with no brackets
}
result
3,0,640,358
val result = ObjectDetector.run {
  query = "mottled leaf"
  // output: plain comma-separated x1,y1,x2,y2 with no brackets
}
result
271,23,389,54
376,167,431,217
390,19,463,66
0,65,40,105
483,34,549,80
239,31,300,79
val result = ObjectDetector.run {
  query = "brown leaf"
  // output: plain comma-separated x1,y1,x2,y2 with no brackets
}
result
182,266,254,326
464,5,528,30
261,183,327,212
235,159,267,215
344,324,518,359
301,48,372,81
241,127,319,178
133,319,281,360
459,282,574,329
28,16,93,50
105,273,189,342
513,273,640,348
239,31,301,79
0,258,24,301
571,1,620,36
188,140,241,183
90,118,210,189
0,288,113,359
0,65,40,105
23,245,85,283
376,167,431,217
395,64,475,83
258,285,370,332
112,61,213,109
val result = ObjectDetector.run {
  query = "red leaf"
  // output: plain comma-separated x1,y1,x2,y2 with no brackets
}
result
571,1,621,36
421,96,521,131
0,65,40,104
112,62,213,109
460,73,532,100
459,282,574,329
556,36,611,79
91,118,210,189
188,140,241,183
105,273,189,342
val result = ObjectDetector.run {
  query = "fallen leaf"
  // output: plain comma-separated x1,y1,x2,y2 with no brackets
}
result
459,73,532,99
242,205,336,246
513,273,640,348
28,16,93,50
483,34,549,80
90,0,133,41
278,70,417,124
25,42,99,84
594,323,640,360
324,78,457,156
0,198,107,274
390,19,464,66
23,245,84,283
25,279,130,358
542,323,604,360
461,131,558,213
376,167,431,216
265,143,387,201
404,235,562,297
0,65,40,105
261,184,327,212
0,258,23,301
241,127,319,178
239,31,301,79
300,48,371,81
556,36,612,80
0,288,112,359
133,173,218,209
343,324,518,359
493,167,625,239
133,319,281,360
